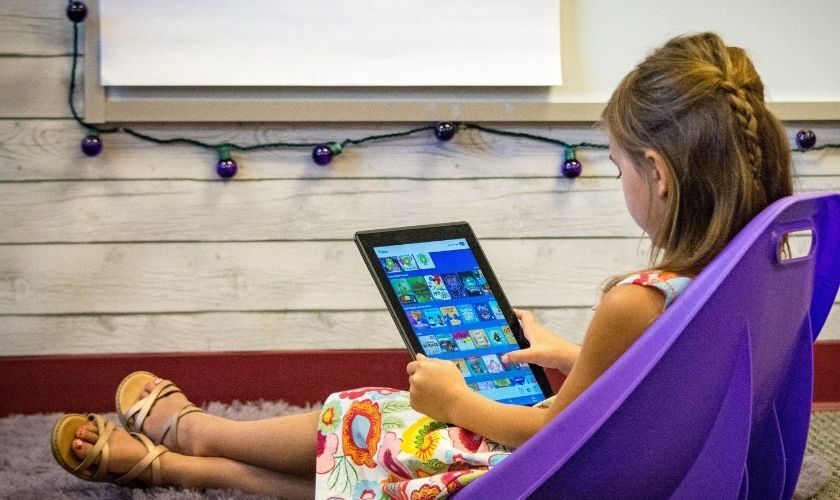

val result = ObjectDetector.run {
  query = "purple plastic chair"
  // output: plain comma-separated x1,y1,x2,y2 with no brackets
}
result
458,192,840,499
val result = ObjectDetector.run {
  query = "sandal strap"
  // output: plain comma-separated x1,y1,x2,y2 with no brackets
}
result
114,432,168,486
74,414,114,481
123,380,181,433
157,404,205,448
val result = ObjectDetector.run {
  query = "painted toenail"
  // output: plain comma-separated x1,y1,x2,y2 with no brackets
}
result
74,439,84,450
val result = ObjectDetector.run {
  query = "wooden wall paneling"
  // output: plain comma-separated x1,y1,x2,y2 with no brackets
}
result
0,308,595,355
3,177,839,243
3,306,837,356
0,178,640,242
0,58,75,119
0,239,648,314
1,1,72,56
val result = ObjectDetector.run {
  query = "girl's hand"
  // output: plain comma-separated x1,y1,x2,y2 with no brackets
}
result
501,308,580,374
407,354,470,423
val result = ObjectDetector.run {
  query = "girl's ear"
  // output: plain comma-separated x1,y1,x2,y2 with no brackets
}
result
644,150,670,198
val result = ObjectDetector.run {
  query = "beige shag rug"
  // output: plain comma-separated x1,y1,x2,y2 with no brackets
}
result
0,400,833,499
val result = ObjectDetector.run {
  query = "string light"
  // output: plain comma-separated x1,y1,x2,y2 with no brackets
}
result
795,129,817,150
215,145,238,179
66,1,837,179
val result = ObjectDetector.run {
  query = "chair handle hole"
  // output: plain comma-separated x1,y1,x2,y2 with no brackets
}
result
778,229,814,262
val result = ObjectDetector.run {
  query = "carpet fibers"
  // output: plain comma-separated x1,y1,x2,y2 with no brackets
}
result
0,401,834,499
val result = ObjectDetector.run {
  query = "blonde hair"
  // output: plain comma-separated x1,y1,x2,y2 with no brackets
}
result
602,32,793,290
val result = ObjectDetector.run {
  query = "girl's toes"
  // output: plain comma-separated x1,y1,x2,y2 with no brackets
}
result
141,378,163,396
71,437,94,461
74,424,98,443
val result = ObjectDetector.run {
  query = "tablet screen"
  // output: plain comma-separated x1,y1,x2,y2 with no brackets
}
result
372,237,548,406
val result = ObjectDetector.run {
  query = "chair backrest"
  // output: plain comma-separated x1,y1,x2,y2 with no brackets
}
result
457,192,840,500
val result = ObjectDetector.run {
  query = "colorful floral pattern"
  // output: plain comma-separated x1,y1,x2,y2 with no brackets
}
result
315,272,692,499
314,388,508,499
316,431,339,474
401,417,447,462
319,399,343,434
341,399,382,468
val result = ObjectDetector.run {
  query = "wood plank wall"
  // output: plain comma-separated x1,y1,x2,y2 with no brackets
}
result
2,2,839,359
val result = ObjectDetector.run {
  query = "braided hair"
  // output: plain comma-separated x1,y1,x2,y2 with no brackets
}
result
601,32,793,284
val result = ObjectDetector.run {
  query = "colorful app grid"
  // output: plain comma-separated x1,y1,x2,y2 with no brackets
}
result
489,300,504,319
406,277,433,303
389,278,416,304
457,304,480,323
493,378,512,388
469,329,491,348
482,354,505,374
380,256,402,273
466,356,487,375
406,309,429,329
419,334,442,355
423,274,452,301
474,302,495,321
439,306,462,326
414,252,436,269
424,308,447,328
502,326,517,344
374,237,547,406
436,333,459,352
485,327,508,346
442,273,467,299
458,271,484,297
397,255,419,271
452,330,475,350
453,358,471,376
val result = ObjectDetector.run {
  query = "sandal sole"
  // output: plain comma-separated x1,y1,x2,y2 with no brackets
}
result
51,413,94,481
115,370,158,431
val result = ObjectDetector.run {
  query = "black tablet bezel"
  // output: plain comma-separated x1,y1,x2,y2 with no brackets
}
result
354,221,554,405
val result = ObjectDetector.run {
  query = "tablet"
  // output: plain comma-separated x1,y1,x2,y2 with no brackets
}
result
355,222,554,406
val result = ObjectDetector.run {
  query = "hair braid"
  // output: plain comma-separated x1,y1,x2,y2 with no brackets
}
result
718,80,763,181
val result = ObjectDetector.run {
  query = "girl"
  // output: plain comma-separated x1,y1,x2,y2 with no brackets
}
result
52,32,793,499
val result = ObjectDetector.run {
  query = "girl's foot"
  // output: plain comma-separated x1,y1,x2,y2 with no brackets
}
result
116,371,209,456
52,413,169,487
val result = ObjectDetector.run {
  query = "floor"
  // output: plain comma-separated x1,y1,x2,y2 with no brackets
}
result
808,411,840,499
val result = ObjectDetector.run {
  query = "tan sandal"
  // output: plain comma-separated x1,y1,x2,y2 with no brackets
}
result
51,413,168,487
115,371,204,451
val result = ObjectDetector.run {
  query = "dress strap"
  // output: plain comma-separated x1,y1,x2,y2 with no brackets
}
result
618,271,693,308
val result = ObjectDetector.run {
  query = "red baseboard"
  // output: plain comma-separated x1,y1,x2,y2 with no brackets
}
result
813,340,840,404
1,342,837,417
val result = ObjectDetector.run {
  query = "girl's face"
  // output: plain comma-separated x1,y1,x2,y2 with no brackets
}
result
609,141,663,240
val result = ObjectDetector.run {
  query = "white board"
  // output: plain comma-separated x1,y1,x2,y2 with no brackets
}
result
98,0,562,87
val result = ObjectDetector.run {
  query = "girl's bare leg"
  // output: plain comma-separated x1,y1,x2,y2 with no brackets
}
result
190,410,320,476
74,420,314,498
135,381,319,475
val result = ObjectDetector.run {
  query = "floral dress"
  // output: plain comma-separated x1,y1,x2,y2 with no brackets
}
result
314,271,692,499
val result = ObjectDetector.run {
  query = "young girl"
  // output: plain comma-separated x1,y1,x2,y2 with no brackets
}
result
52,32,793,499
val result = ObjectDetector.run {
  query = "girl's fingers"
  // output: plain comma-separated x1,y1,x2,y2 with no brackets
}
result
502,349,530,365
515,309,535,328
